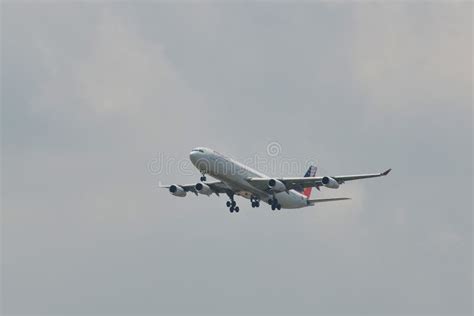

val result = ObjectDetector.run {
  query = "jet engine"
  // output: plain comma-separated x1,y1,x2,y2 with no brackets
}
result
321,177,339,189
169,185,186,197
195,182,213,195
268,179,287,192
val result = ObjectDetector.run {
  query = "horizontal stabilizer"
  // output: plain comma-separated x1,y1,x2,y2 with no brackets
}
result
308,197,351,204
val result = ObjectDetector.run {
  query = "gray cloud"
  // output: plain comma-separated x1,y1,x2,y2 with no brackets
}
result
2,2,472,316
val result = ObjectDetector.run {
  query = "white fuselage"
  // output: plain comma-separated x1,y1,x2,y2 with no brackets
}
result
189,148,308,209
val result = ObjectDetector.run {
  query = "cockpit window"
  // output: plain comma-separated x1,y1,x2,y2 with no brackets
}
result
192,148,204,153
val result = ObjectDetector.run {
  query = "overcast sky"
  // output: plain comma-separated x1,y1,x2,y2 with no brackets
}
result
1,2,472,316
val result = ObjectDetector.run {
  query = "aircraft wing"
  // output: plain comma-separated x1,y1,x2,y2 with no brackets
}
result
159,181,229,196
247,168,391,191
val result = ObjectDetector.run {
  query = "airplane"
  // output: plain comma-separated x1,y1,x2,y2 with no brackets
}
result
159,147,391,213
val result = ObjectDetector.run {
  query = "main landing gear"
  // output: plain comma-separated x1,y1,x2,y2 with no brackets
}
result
268,198,281,211
226,194,239,213
250,196,260,208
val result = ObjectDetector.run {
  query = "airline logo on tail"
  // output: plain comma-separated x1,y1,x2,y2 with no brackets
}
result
302,165,317,198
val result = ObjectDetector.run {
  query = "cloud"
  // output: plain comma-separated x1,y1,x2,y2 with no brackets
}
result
351,3,472,113
34,10,202,117
19,9,212,157
75,13,180,114
2,3,472,315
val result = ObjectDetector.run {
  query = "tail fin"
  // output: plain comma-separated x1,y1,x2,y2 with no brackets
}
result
297,165,317,198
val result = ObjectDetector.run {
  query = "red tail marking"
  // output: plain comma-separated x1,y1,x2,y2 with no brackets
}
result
302,165,317,198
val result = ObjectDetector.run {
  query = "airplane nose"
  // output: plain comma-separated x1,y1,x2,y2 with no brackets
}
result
189,151,199,163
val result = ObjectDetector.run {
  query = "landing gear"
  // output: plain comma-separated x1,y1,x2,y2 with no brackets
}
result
270,204,281,211
231,206,240,213
250,196,260,208
228,204,239,213
226,193,239,214
268,198,281,211
199,171,207,182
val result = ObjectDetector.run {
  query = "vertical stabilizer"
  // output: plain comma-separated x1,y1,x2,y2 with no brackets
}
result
296,165,317,198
